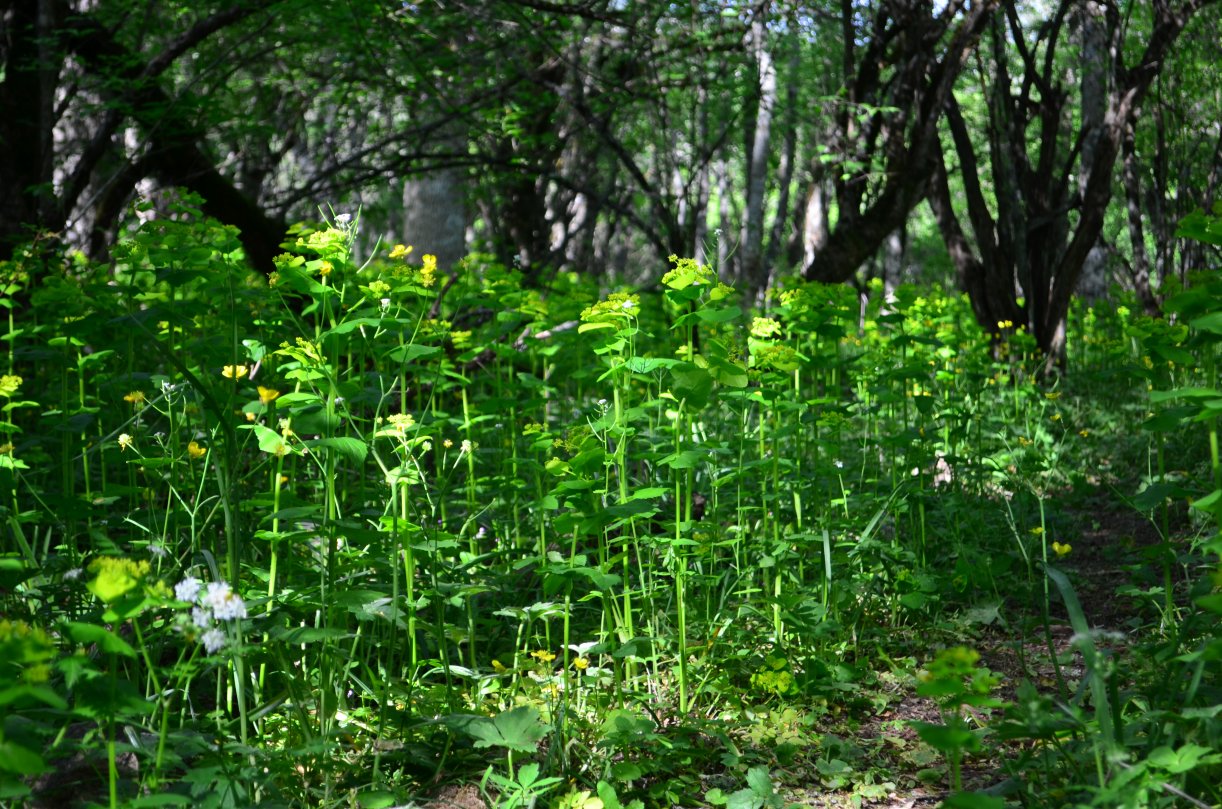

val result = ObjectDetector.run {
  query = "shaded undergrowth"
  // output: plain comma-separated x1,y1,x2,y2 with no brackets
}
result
1,203,1219,808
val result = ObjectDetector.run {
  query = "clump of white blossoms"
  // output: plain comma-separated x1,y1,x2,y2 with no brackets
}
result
174,574,247,653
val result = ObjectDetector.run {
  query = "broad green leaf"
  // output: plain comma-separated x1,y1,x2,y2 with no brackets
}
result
310,437,368,463
385,344,441,363
1146,744,1220,773
0,684,68,710
0,740,47,776
942,792,1005,809
67,622,136,657
910,720,976,753
658,450,704,469
668,362,712,409
464,706,548,752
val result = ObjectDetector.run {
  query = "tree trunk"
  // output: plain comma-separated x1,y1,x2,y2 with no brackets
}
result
740,0,775,291
0,0,59,260
1120,122,1158,313
402,167,466,272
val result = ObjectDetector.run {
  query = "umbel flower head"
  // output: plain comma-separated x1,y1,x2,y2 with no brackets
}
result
174,574,247,653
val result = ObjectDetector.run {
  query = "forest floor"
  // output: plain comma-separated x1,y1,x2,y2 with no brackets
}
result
412,483,1168,809
790,487,1164,809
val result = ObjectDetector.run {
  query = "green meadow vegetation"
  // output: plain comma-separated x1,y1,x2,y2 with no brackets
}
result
1,202,1220,809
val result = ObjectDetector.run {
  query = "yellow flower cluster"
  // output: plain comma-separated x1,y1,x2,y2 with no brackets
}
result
0,619,55,683
580,292,639,323
87,556,153,603
419,254,437,288
0,374,22,397
750,317,782,339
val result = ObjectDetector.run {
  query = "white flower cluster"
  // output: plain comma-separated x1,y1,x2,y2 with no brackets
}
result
175,575,247,653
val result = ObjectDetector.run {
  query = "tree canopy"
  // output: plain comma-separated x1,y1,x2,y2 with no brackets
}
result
2,0,1220,359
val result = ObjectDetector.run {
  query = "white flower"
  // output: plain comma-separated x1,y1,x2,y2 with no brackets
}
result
117,433,133,452
380,298,391,312
834,460,844,469
335,213,351,225
64,568,83,581
460,439,474,455
201,627,227,653
175,576,202,602
203,581,247,621
149,544,168,558
191,607,211,629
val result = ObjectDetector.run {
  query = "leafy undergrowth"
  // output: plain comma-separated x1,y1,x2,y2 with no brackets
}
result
1,202,1220,809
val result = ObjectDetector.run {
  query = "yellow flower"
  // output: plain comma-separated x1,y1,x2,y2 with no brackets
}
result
1052,541,1072,557
278,474,289,485
573,656,590,671
258,386,281,405
123,390,146,405
278,417,294,437
319,261,333,277
491,659,508,673
1044,392,1061,401
117,433,134,452
750,317,782,339
0,443,13,456
1079,429,1090,438
222,365,249,380
1051,413,1061,422
0,374,22,397
187,441,207,459
443,438,454,449
245,411,257,422
531,649,556,663
389,244,413,259
419,254,437,287
387,413,415,431
1029,526,1044,536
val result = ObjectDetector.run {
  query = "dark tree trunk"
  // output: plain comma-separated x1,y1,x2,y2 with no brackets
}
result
803,0,998,284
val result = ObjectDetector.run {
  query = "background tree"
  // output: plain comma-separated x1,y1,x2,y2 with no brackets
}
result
927,0,1217,367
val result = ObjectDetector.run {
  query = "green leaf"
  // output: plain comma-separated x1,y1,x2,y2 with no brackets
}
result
910,721,975,753
694,305,742,324
242,423,294,456
464,706,548,752
385,344,441,363
310,436,368,463
1146,744,1220,774
942,792,1006,809
67,622,137,657
658,450,704,469
0,684,68,710
1148,387,1221,403
355,790,401,809
271,626,353,644
1189,488,1222,513
321,317,389,337
597,780,644,809
1189,312,1222,335
127,795,193,807
745,765,773,796
0,740,48,776
669,362,713,409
